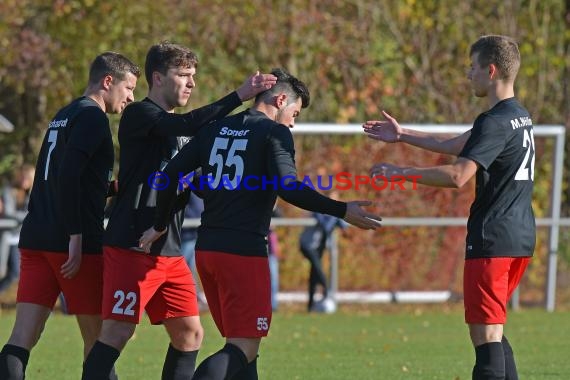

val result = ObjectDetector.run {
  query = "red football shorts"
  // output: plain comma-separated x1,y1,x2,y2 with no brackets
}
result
464,257,530,324
17,249,103,315
102,246,199,324
196,250,272,338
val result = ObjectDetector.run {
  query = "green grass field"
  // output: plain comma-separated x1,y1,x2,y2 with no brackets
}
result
0,305,568,379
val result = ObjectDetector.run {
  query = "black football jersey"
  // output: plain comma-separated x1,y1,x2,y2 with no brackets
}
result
154,108,346,257
19,96,114,254
459,98,535,258
103,92,242,256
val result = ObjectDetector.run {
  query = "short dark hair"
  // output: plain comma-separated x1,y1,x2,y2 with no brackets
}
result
257,68,310,108
88,52,140,85
470,35,520,81
145,41,199,88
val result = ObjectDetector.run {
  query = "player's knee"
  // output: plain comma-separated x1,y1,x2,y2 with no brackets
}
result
99,320,136,350
242,348,259,363
227,338,260,362
171,323,203,351
469,324,503,346
76,315,103,343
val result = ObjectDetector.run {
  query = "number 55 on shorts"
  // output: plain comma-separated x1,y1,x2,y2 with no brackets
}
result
257,317,269,331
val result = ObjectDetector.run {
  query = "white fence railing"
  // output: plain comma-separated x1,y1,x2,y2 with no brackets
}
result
1,124,566,310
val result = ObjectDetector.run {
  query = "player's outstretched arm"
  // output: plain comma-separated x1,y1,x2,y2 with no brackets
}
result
362,110,403,143
267,123,381,229
142,71,276,138
235,71,277,101
363,110,470,156
370,158,477,188
343,201,382,230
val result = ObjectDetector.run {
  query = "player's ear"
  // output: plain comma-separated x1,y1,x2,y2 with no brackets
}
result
276,93,288,109
488,63,498,79
152,71,162,87
102,75,113,90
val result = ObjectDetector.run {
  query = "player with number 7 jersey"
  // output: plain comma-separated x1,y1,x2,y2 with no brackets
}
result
0,52,139,380
19,98,115,255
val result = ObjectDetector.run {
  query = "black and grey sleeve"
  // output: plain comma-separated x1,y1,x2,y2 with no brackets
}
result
268,124,346,219
154,138,201,231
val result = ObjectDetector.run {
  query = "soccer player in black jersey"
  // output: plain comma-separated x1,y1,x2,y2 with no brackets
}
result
81,42,276,380
365,35,534,380
139,68,382,380
0,52,140,380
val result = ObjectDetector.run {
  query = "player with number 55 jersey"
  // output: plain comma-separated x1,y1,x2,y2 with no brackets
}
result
139,68,382,380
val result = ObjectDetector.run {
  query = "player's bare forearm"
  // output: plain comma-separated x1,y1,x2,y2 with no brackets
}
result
402,166,466,188
400,130,470,156
406,157,477,187
363,111,468,155
372,158,477,188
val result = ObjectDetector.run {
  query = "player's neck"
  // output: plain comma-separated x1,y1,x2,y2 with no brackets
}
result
83,89,107,113
252,103,277,121
487,82,515,109
147,91,175,113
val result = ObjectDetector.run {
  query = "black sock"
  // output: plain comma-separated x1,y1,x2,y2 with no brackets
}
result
472,342,505,380
161,344,198,380
192,343,247,380
502,336,518,380
232,357,258,380
109,366,119,380
82,340,121,380
0,344,30,380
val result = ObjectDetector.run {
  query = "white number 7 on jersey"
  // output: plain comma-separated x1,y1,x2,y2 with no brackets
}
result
44,130,58,181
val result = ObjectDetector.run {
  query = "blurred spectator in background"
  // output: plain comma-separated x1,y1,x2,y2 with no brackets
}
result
300,205,348,313
0,164,35,295
268,205,283,311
